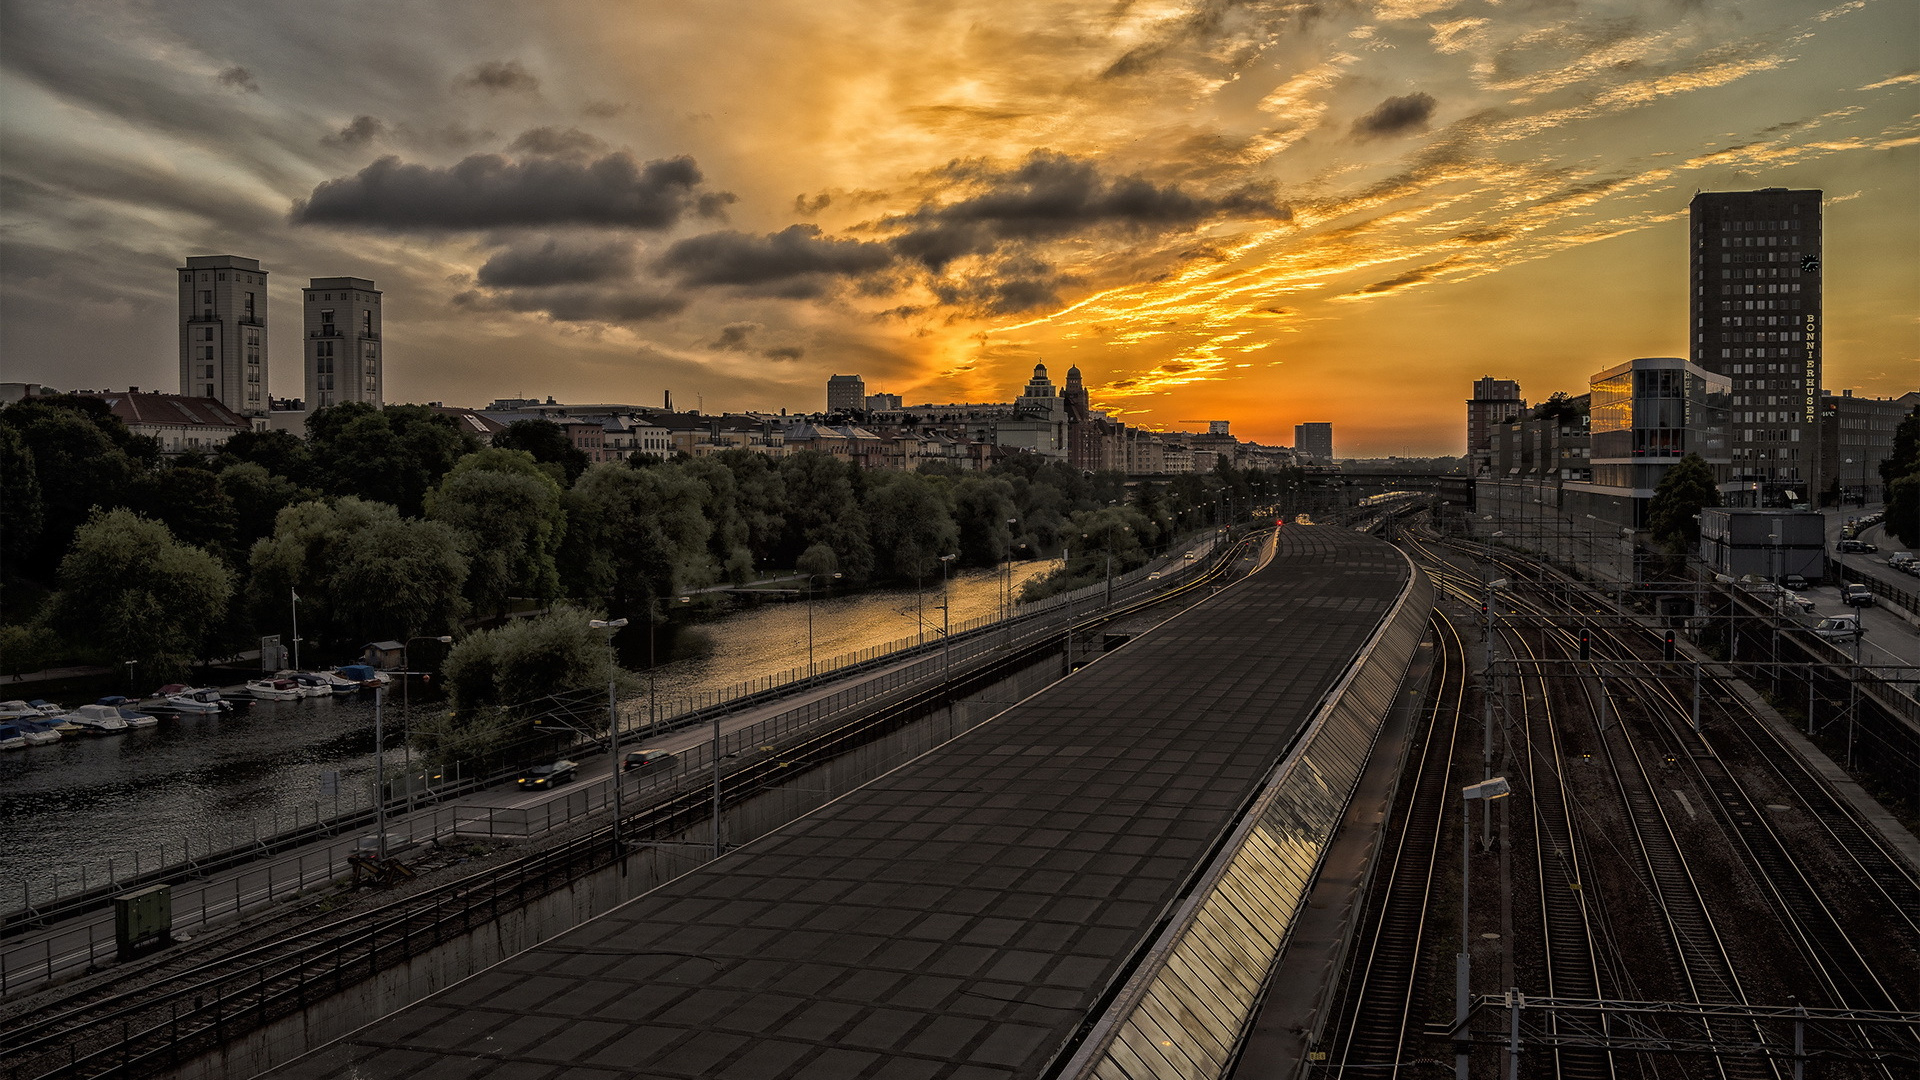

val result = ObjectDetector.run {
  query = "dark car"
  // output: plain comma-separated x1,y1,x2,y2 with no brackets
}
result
622,749,677,773
1842,583,1874,607
516,759,578,789
1781,574,1810,591
1837,539,1877,554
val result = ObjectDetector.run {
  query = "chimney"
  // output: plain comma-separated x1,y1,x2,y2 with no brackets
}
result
664,389,673,411
129,386,140,393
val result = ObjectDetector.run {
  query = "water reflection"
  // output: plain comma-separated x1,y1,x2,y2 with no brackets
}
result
0,563,1056,895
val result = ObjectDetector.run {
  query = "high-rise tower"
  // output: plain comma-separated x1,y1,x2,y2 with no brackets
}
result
178,255,268,416
303,277,383,410
1689,188,1822,506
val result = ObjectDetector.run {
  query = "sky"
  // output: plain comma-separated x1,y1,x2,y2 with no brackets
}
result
1,0,1914,455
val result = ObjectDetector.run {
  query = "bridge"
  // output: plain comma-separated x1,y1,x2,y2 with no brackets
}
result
266,525,1431,1080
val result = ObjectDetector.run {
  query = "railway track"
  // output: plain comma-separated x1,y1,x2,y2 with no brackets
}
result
2,532,1274,1080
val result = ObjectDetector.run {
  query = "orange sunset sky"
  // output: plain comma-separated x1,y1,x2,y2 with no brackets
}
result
2,0,1914,454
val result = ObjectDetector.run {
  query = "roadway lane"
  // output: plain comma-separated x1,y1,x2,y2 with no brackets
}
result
271,525,1417,1080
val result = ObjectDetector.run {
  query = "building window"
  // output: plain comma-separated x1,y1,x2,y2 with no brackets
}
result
321,309,336,334
362,310,372,336
245,292,255,317
200,290,213,305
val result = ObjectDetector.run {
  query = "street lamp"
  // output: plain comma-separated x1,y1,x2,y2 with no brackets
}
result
588,618,629,869
805,572,843,677
1457,776,1513,1080
938,554,957,683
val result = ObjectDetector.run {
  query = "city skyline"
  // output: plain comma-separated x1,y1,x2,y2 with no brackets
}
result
2,0,1914,454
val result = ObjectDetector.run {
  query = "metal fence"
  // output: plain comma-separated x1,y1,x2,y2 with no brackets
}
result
1,531,1236,946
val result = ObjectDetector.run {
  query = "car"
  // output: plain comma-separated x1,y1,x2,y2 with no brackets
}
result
1842,583,1874,607
516,759,579,789
1837,539,1877,554
1781,574,1810,591
622,749,676,773
1812,615,1864,640
1888,552,1915,570
1777,591,1816,614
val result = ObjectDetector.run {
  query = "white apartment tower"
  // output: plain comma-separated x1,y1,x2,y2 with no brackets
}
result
178,255,269,416
303,277,383,409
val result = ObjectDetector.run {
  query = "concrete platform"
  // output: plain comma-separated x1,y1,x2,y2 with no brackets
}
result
270,526,1415,1080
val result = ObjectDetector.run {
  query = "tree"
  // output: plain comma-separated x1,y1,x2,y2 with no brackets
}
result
216,428,312,484
45,509,234,679
247,496,399,654
949,476,1019,567
681,457,754,582
307,403,478,516
329,516,469,644
219,462,313,555
417,605,627,764
1879,406,1920,489
0,424,44,575
1888,474,1920,549
714,448,788,566
0,397,151,578
1648,453,1721,554
131,464,237,564
778,451,872,581
559,462,709,616
864,472,959,583
427,449,567,616
493,419,591,486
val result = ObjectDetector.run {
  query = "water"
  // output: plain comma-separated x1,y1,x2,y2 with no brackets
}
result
0,563,1057,902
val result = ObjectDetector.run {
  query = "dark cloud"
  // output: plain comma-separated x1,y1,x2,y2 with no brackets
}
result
658,224,895,288
707,322,804,360
452,285,684,323
457,60,539,95
506,126,609,158
1351,93,1438,140
881,151,1285,270
216,66,259,92
291,152,727,231
322,115,386,149
477,238,635,287
1343,256,1463,297
763,346,805,361
930,274,1069,314
581,100,627,118
794,192,832,214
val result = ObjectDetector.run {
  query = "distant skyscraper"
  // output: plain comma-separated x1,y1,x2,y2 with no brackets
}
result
826,374,865,413
1689,188,1822,506
303,277,383,410
178,255,268,416
1295,422,1333,464
1466,376,1524,474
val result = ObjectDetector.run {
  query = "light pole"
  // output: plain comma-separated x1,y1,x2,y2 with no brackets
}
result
372,684,387,861
939,553,957,683
401,634,453,815
805,572,842,677
588,618,629,869
1457,776,1512,1080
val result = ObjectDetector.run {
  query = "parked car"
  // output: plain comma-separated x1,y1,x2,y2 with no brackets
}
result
1781,574,1810,591
1813,615,1864,640
1837,539,1877,554
1842,583,1875,607
1887,552,1915,570
622,749,676,773
516,759,579,789
1777,592,1816,614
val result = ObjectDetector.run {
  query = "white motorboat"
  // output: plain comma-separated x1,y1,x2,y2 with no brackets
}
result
0,700,46,720
0,724,28,751
116,707,160,729
63,704,131,734
245,678,303,701
317,671,360,695
278,673,332,698
158,685,230,714
12,719,62,745
26,699,66,717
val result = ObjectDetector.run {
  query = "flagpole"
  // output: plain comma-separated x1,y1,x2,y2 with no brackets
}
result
290,587,301,671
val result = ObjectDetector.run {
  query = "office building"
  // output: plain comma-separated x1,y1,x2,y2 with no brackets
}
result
303,277,382,410
1570,357,1731,527
1688,188,1822,506
826,374,866,413
1820,389,1918,505
1466,377,1525,475
178,255,269,416
1294,422,1333,465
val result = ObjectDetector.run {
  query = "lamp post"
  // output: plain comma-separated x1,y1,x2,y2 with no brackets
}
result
938,554,957,683
588,618,629,869
401,634,453,815
805,572,843,677
372,684,386,861
1458,776,1513,1080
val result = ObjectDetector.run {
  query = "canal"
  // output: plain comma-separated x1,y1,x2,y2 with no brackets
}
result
0,563,1058,904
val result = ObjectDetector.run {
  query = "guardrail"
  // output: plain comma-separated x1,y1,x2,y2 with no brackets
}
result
1063,553,1434,1080
0,528,1245,945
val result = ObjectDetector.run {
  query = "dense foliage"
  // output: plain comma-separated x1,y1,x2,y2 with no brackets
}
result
0,398,1299,683
1647,453,1721,555
1883,407,1920,548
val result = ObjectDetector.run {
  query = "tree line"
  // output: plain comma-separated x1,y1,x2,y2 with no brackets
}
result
0,398,1299,680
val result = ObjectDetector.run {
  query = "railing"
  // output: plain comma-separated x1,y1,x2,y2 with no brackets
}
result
0,531,1239,934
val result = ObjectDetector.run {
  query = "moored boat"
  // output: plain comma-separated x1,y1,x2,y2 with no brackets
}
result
245,678,303,701
156,685,231,714
63,704,131,734
0,723,28,751
116,706,160,728
11,719,63,745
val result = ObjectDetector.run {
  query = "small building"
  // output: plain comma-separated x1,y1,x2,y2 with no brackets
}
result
1698,509,1825,582
361,641,405,671
79,389,252,455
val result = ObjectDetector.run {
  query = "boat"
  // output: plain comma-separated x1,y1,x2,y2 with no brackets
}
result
245,678,303,701
115,707,160,729
11,719,62,746
0,700,47,720
26,699,66,717
334,664,391,691
0,723,28,751
62,704,130,734
285,673,333,698
156,685,231,714
317,671,360,695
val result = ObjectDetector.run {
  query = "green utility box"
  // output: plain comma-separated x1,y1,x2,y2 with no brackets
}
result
114,884,173,961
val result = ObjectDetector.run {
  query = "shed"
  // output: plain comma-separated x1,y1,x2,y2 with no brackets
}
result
360,641,405,670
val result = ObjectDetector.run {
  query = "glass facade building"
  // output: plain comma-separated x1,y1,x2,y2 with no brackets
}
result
1587,357,1731,494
